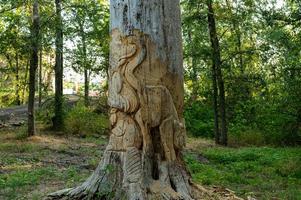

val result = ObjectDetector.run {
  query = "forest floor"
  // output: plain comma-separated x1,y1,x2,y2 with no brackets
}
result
0,127,300,200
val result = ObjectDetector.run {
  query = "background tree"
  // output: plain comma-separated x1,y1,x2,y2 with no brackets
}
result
182,0,300,146
0,1,31,106
64,0,109,106
207,0,228,145
28,0,40,136
53,0,64,130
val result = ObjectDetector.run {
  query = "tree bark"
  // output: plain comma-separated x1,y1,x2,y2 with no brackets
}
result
46,0,198,199
15,53,21,105
28,0,39,136
212,63,220,144
187,31,198,102
22,59,29,104
39,47,42,107
207,0,228,146
84,69,89,106
53,0,64,130
79,20,89,106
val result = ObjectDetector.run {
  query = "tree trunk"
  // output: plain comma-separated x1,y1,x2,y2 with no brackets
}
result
53,0,64,130
22,59,29,104
191,57,199,102
212,63,220,144
28,0,39,136
39,47,42,107
15,53,21,105
84,69,89,106
80,21,89,106
46,0,198,199
207,0,228,146
187,31,198,102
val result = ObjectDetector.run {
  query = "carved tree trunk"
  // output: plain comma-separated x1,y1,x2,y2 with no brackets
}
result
46,0,197,199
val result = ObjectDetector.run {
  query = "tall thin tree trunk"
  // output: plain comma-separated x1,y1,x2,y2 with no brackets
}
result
212,63,220,144
188,31,198,102
15,53,21,105
84,69,89,106
207,0,228,146
80,21,89,106
23,59,29,104
53,0,64,130
191,58,199,102
46,0,201,199
39,47,42,106
28,0,39,136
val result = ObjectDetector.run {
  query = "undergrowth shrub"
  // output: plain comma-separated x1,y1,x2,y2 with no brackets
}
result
228,129,265,147
184,101,214,138
64,103,109,137
36,96,69,126
0,89,17,107
94,95,109,114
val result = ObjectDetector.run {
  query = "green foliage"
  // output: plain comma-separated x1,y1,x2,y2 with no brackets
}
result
64,0,109,76
182,0,301,147
36,96,69,126
184,101,214,138
64,102,109,136
185,145,301,199
0,89,17,107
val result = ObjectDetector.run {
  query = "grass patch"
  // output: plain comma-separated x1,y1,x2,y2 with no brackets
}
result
1,126,300,200
0,143,39,153
185,144,301,199
0,166,90,200
0,127,106,200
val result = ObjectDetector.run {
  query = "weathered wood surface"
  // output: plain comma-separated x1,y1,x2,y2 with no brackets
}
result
47,0,195,199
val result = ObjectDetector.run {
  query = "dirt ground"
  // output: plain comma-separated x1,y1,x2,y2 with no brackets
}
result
0,127,246,200
0,127,107,199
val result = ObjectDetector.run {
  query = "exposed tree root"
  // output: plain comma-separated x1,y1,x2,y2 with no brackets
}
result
45,152,192,200
46,151,125,200
45,150,243,200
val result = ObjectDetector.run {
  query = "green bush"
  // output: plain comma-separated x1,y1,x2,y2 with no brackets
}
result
0,89,16,107
64,103,109,137
36,96,69,126
184,101,214,138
